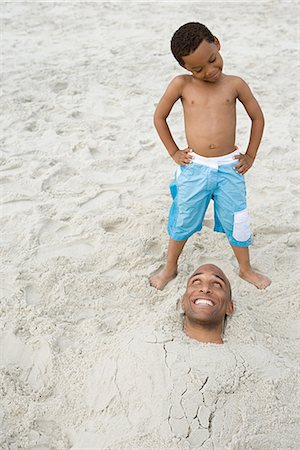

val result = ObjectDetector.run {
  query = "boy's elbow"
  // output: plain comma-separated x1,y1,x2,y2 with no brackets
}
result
252,109,264,126
259,108,265,122
153,113,159,130
153,111,166,128
259,111,265,128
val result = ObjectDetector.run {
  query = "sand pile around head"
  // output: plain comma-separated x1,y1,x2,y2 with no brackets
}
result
1,2,299,449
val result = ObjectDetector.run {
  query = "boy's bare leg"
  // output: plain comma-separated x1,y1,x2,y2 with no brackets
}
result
149,238,187,290
231,245,271,289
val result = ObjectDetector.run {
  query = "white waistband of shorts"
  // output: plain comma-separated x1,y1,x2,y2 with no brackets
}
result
190,149,240,168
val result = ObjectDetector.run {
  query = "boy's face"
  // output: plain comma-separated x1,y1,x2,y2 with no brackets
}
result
182,37,223,83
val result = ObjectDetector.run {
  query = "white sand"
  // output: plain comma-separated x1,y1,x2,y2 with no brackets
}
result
1,1,300,449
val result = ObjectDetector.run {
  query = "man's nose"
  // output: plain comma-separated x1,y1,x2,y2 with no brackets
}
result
199,284,211,293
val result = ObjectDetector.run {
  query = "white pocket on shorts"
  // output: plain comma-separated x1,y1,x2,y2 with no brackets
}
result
233,209,251,242
175,166,182,181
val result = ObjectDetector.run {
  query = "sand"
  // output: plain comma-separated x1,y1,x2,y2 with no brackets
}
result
1,1,300,449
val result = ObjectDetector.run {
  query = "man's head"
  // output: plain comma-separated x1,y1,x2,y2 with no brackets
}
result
171,22,223,83
182,264,234,343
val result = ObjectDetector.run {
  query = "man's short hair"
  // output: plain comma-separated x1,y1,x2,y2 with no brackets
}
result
171,22,215,66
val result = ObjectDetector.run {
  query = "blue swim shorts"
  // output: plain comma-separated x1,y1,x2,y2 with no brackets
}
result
168,149,253,246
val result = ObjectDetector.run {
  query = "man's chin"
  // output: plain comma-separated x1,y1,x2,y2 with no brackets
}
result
189,304,216,320
186,315,219,327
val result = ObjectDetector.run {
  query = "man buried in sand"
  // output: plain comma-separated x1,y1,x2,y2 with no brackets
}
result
182,264,233,344
150,22,271,290
74,265,296,448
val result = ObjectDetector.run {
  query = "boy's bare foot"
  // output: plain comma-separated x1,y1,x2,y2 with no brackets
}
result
149,265,177,290
239,269,271,289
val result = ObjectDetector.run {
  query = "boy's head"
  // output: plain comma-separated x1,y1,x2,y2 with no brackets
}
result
171,22,223,83
171,22,215,66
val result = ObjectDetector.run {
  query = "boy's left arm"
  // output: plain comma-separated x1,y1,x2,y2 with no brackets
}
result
234,78,265,175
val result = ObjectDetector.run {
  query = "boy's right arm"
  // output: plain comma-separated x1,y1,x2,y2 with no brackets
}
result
154,76,193,166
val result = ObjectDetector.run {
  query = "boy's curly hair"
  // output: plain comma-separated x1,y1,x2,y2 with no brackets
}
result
171,22,215,66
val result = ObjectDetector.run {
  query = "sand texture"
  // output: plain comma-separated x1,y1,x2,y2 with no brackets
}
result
1,1,300,449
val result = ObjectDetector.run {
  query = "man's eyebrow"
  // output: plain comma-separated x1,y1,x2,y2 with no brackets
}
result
190,272,226,283
191,53,215,70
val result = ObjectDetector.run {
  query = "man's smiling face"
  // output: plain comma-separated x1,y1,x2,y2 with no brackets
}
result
182,264,233,325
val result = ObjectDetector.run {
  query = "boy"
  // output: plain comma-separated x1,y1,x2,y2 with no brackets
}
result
150,22,271,290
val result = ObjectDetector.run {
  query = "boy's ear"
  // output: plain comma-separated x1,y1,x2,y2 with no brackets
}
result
214,36,221,50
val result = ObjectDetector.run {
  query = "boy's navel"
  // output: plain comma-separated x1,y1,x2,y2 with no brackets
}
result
209,144,216,149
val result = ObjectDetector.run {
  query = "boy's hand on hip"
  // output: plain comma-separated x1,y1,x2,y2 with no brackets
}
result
172,148,193,166
233,153,254,175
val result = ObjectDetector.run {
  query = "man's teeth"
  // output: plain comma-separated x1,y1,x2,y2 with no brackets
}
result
194,299,213,306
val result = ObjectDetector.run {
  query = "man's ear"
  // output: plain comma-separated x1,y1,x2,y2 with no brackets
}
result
214,36,221,51
226,300,234,317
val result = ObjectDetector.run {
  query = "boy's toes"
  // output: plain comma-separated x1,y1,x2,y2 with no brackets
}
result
257,274,272,289
239,270,271,290
149,268,177,290
149,274,164,290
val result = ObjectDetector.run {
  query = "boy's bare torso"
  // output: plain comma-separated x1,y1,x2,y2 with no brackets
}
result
179,73,238,157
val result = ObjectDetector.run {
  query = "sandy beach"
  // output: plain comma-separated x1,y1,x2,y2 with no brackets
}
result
1,1,300,449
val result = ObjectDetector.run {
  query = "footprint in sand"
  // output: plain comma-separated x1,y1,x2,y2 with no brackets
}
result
0,160,23,172
88,147,100,158
35,240,94,262
139,139,156,149
35,218,94,261
38,219,75,245
41,167,77,193
0,276,16,298
0,199,36,216
80,191,120,212
102,133,117,142
51,81,68,93
69,110,83,119
20,95,34,104
0,333,52,391
144,238,163,258
24,121,38,132
101,216,134,233
25,284,41,305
